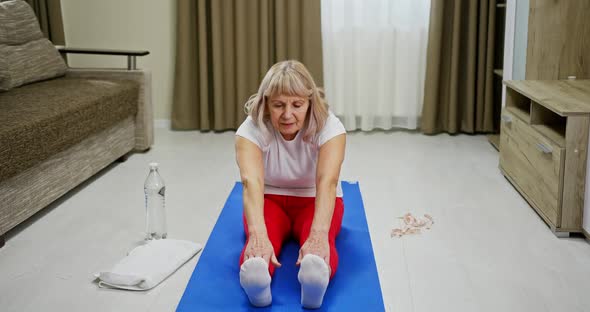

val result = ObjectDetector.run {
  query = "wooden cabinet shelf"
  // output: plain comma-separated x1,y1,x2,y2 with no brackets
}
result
531,124,565,147
506,106,530,123
500,80,590,236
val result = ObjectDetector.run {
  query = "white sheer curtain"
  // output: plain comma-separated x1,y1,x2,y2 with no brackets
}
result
321,0,431,131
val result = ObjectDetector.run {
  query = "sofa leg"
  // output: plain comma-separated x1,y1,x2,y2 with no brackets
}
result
116,153,129,162
0,235,5,249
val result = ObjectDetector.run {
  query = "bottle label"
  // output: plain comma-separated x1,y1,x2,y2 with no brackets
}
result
158,186,166,197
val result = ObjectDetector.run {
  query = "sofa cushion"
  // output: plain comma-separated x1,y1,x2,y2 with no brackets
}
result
0,0,67,91
0,77,139,182
0,0,43,45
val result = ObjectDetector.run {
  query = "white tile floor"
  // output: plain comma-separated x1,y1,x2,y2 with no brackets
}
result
1,128,590,312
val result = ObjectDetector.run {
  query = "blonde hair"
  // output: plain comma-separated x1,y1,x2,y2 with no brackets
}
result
244,60,329,143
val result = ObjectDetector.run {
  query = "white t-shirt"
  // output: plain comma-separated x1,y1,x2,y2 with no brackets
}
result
236,112,346,197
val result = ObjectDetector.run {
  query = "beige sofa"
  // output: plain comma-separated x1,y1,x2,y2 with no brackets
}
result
0,1,153,246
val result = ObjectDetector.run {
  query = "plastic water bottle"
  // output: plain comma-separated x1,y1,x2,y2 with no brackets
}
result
144,162,167,240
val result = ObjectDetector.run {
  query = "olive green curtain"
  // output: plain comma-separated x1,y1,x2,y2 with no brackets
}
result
172,0,324,130
421,0,497,134
24,0,65,45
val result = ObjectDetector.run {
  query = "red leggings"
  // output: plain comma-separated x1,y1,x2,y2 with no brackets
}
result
239,194,344,279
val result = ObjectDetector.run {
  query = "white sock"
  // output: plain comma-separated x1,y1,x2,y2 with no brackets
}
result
298,254,330,309
239,257,272,307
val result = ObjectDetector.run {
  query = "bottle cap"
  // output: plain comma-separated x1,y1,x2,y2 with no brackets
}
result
149,162,159,169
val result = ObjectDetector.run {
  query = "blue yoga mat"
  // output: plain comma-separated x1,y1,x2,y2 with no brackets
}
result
177,182,384,311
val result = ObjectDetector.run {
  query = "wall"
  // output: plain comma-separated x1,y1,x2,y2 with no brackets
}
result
502,0,527,106
501,0,516,106
511,0,528,81
60,0,176,122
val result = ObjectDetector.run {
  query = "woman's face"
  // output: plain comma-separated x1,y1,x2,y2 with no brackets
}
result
267,94,310,140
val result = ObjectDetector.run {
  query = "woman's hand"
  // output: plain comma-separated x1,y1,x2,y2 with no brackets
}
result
244,232,281,268
297,229,330,266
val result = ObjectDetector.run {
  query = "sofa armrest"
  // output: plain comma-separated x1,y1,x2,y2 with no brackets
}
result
65,68,154,151
55,46,149,70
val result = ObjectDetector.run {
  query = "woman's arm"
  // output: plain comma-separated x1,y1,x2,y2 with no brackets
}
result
236,136,266,235
297,133,346,265
235,136,281,267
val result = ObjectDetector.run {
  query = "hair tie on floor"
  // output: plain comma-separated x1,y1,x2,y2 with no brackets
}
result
391,213,434,237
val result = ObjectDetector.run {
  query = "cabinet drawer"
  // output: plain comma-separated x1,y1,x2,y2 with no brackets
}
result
499,110,565,224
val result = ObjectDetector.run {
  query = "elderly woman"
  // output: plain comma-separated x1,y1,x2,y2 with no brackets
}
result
235,60,346,309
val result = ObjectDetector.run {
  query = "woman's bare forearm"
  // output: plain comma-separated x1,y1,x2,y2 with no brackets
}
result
236,136,267,237
311,178,338,234
242,177,267,236
312,134,345,235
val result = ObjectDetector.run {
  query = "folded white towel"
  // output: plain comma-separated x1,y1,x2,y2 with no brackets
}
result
96,239,202,291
